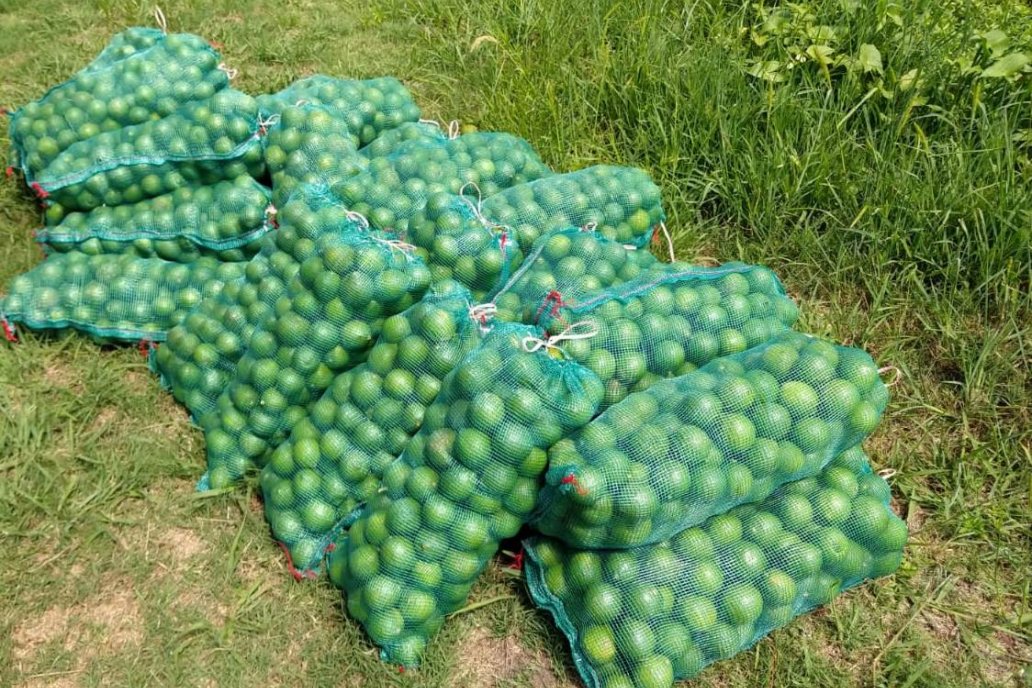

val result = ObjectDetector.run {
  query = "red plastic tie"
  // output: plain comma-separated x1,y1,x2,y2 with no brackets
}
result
651,226,660,244
509,548,524,571
1,319,17,343
499,232,508,252
5,167,13,178
30,182,49,199
324,542,336,553
560,474,588,496
276,541,304,582
533,290,565,323
0,107,7,116
209,40,224,50
138,339,156,358
398,666,405,674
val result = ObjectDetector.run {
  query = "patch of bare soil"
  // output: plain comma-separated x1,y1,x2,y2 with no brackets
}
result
450,626,564,688
11,581,143,677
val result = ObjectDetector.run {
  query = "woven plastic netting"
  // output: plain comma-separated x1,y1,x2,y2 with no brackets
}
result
533,331,890,549
485,226,660,324
30,89,264,214
256,76,420,148
261,281,490,575
36,176,274,262
0,252,244,343
524,446,907,688
9,29,229,181
358,120,448,159
198,186,432,489
480,166,665,250
538,262,800,410
340,322,604,666
406,192,524,302
333,132,552,235
262,104,369,207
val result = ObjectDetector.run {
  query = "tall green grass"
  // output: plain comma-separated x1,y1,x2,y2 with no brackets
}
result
386,0,1032,605
392,0,1031,312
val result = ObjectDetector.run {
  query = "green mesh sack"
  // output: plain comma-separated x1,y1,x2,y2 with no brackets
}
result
538,263,799,410
339,322,604,666
81,27,166,70
199,195,433,489
358,120,449,159
534,331,890,549
524,446,907,688
406,192,525,302
256,76,420,147
35,176,274,262
31,89,265,215
8,29,229,180
262,103,369,207
334,132,552,235
0,252,244,343
151,184,352,422
486,226,660,324
260,281,491,576
481,166,665,251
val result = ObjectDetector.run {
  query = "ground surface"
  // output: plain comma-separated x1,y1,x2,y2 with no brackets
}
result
0,1,1030,687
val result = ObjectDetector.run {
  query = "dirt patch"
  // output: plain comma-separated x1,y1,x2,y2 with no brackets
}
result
89,407,120,432
12,604,73,661
41,360,81,392
450,626,562,688
159,527,206,566
123,369,151,394
11,583,143,666
80,588,143,651
15,675,81,688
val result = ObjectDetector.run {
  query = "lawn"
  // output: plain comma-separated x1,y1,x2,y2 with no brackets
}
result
0,1,1030,687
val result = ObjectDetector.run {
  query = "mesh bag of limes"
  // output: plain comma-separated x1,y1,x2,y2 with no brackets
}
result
0,21,907,688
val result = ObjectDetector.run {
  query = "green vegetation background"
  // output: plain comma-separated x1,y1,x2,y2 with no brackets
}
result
0,0,1028,686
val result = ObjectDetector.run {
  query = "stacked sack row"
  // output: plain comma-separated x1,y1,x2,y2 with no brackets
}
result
1,22,904,688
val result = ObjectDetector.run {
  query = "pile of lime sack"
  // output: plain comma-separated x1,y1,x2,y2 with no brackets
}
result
1,23,904,688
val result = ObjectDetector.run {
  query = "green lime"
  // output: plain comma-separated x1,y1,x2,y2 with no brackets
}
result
813,488,852,525
455,428,491,470
580,624,617,665
635,655,674,688
720,583,764,626
772,492,813,531
567,551,603,590
761,569,798,606
469,392,506,431
780,381,819,418
400,589,436,624
676,594,717,629
875,518,908,553
583,583,623,623
380,536,416,575
301,499,337,532
366,608,405,641
707,513,742,545
347,545,380,582
848,401,881,436
791,417,833,453
749,402,792,440
822,466,860,497
617,619,655,661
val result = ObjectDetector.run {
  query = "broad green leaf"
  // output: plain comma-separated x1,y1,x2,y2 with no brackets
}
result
981,52,1030,79
859,44,883,74
979,29,1010,58
747,60,784,82
899,68,919,91
806,44,835,66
